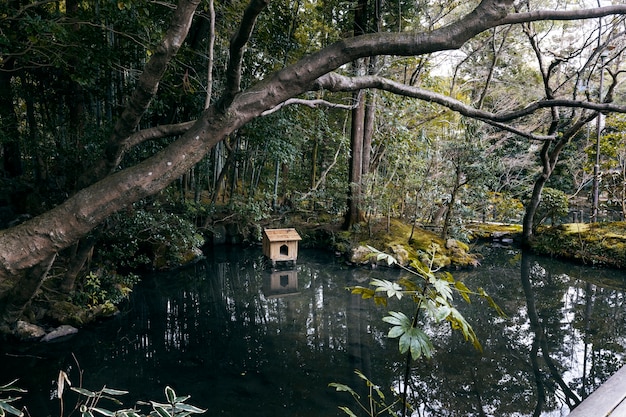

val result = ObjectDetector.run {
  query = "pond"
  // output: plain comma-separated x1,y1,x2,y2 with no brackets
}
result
2,245,626,417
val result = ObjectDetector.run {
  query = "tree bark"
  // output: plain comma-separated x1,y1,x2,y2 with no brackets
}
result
0,255,55,331
344,90,366,229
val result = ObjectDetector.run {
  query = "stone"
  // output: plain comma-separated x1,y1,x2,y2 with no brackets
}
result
15,320,46,341
349,245,375,265
41,325,78,342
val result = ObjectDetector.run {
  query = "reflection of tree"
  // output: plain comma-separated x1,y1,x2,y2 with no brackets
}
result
520,251,581,414
393,248,626,416
9,247,626,417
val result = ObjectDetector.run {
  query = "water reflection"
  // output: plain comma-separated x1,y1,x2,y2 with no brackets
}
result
1,246,626,417
404,247,626,416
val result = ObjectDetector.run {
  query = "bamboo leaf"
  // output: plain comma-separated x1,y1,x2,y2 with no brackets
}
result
152,405,171,417
173,395,191,404
0,401,23,417
91,407,115,417
165,386,176,404
101,388,128,396
71,387,97,398
174,403,207,414
0,380,25,393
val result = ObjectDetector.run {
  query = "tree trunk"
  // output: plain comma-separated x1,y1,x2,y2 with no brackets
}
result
344,90,366,229
343,0,371,229
0,60,22,178
61,236,98,293
0,255,56,331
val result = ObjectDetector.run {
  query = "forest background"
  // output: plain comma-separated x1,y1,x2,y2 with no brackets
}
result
1,0,626,335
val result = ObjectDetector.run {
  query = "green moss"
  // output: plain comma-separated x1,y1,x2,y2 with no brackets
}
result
352,219,479,269
466,223,523,240
531,222,626,268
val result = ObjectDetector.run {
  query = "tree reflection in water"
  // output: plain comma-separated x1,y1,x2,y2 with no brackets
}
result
403,247,626,416
1,246,625,417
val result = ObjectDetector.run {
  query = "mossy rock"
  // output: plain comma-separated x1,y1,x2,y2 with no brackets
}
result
46,301,88,327
46,300,118,327
352,219,479,269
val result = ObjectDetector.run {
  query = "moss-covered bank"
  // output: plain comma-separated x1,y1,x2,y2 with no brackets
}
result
529,222,626,268
264,217,481,270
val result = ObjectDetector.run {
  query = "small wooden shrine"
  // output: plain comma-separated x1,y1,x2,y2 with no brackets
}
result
262,228,301,267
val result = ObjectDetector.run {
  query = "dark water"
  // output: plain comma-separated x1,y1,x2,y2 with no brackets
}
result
2,246,626,417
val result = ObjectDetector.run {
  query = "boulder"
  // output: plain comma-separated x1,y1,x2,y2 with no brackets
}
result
41,325,78,342
15,320,46,341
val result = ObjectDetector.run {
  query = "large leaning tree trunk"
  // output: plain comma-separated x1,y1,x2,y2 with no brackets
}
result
1,0,626,332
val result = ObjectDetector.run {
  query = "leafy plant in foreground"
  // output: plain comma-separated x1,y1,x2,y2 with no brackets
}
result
1,370,206,417
0,379,26,417
66,379,206,417
332,245,505,417
329,370,401,417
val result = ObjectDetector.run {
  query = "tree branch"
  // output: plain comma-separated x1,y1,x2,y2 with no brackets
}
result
311,73,626,139
78,0,202,188
124,121,196,150
261,98,359,116
498,5,626,26
222,0,270,104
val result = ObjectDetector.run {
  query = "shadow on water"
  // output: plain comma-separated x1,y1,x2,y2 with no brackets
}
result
2,245,626,417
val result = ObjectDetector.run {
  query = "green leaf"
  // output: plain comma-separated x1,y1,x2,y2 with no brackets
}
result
454,281,472,303
329,383,357,396
431,304,451,322
91,407,115,417
370,279,403,300
447,307,482,352
387,325,404,338
337,406,358,417
165,386,176,404
72,387,97,398
152,405,171,417
101,388,128,396
399,327,434,360
174,403,207,414
365,246,397,266
430,277,453,300
350,286,375,299
382,311,410,327
478,287,507,317
0,401,23,417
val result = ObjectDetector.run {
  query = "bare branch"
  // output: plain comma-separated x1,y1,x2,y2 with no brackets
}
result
314,73,626,118
125,121,196,150
261,98,359,116
498,5,626,25
312,73,626,140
